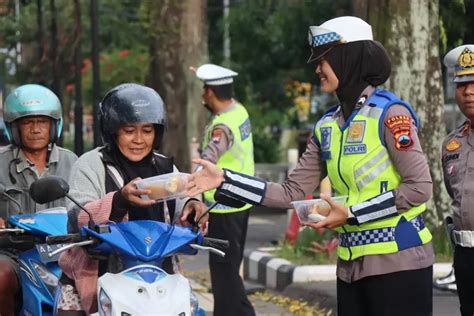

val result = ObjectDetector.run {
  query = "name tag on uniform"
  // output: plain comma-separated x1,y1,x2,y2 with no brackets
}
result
444,153,460,163
239,119,251,141
343,144,367,155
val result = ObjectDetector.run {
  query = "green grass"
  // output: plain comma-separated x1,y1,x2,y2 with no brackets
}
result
272,228,338,265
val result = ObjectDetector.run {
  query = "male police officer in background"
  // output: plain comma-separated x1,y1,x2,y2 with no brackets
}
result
0,84,77,315
442,44,474,316
194,64,255,316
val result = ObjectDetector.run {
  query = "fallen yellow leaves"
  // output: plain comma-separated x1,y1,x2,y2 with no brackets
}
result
251,291,332,316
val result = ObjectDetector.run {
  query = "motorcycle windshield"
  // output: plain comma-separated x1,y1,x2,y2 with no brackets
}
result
9,212,68,236
83,220,201,261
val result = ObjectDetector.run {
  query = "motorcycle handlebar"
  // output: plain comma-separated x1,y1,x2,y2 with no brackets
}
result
46,233,82,245
202,237,229,249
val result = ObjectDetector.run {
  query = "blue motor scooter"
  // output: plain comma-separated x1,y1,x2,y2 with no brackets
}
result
0,184,68,316
29,176,231,316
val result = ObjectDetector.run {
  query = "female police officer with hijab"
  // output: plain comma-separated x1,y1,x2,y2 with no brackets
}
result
187,17,434,316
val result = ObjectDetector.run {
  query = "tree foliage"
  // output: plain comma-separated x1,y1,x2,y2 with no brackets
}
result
439,0,474,54
207,0,347,162
0,0,471,168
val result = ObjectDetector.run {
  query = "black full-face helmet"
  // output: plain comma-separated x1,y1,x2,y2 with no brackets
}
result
99,83,166,149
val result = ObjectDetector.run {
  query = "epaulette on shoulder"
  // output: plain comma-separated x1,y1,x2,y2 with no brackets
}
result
368,88,400,109
452,120,470,137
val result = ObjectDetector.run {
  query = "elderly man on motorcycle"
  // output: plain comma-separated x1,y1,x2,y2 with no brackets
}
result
0,84,77,315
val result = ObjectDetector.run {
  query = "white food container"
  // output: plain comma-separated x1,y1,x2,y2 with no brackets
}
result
290,195,348,223
135,172,189,201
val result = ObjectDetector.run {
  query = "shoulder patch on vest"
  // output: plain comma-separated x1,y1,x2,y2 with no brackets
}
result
239,118,251,141
212,128,224,143
384,115,413,150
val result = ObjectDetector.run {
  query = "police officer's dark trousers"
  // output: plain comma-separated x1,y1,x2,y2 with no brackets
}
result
208,210,255,316
453,246,474,316
337,266,433,316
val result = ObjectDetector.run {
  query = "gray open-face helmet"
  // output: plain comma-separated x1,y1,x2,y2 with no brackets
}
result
99,83,166,149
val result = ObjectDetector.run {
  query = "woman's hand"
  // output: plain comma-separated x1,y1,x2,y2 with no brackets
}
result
0,217,6,229
179,199,208,231
121,177,156,207
303,193,349,230
187,159,225,197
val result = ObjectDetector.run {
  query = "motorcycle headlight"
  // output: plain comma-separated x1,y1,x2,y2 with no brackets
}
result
190,290,199,316
99,289,113,316
32,261,59,296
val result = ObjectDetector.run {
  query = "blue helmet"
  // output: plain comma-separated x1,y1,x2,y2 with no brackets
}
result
3,84,63,145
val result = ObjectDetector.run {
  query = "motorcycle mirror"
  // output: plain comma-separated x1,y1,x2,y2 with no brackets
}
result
29,176,70,204
29,176,96,229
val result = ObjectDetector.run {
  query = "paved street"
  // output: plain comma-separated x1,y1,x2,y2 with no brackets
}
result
183,208,460,315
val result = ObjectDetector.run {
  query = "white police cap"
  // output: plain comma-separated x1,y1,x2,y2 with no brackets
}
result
307,16,373,63
196,64,238,86
443,44,474,83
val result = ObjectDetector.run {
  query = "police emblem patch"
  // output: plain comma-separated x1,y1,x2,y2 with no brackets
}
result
346,121,365,143
384,115,413,150
239,119,251,141
320,127,332,151
458,47,474,69
211,128,224,143
446,139,461,152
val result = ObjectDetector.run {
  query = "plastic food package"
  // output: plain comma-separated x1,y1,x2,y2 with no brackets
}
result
290,196,348,223
135,172,189,201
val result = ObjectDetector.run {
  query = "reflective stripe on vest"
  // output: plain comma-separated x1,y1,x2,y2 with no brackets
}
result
202,103,255,213
314,88,432,261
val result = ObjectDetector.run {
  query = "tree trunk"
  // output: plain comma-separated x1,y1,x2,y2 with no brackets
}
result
73,0,83,155
90,0,101,147
353,0,450,224
145,1,208,171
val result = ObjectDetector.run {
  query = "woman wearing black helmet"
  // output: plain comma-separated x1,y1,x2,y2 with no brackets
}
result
56,83,206,314
187,17,434,316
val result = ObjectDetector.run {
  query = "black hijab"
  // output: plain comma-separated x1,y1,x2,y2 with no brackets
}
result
324,41,391,119
110,146,157,184
106,144,173,222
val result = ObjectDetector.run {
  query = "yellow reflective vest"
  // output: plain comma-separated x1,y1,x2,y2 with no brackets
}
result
314,89,432,261
202,102,255,213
